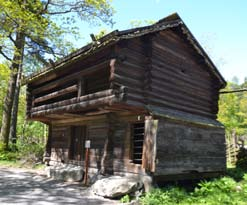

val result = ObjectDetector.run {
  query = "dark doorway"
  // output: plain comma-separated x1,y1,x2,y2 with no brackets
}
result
70,126,86,161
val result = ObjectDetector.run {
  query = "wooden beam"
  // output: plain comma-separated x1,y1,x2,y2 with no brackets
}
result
32,60,110,95
220,88,247,94
34,85,77,104
52,114,107,125
31,89,116,112
31,95,119,117
78,77,86,97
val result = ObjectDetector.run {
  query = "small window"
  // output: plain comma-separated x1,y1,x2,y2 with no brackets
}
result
132,122,145,164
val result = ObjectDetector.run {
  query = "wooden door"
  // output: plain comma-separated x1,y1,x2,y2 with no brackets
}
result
70,126,86,161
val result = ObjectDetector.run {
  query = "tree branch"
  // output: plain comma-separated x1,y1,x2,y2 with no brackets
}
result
220,88,247,94
8,33,17,47
40,0,51,14
0,48,12,61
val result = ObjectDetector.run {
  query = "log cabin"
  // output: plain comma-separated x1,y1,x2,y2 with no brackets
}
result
24,13,227,182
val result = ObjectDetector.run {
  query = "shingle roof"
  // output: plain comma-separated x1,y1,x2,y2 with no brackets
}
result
24,13,226,87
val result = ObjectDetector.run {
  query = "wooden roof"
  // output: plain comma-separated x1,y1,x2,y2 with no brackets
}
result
23,13,226,87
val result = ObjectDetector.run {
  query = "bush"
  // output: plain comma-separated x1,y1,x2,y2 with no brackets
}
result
0,151,19,161
0,140,45,164
16,141,45,163
140,187,188,205
140,171,247,205
120,195,131,203
236,148,247,170
226,167,245,181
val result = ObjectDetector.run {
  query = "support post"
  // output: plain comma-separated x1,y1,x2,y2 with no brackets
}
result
84,140,90,185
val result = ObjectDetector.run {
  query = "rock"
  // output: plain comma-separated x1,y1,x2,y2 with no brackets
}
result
89,172,107,185
141,175,153,192
91,176,143,198
45,164,84,182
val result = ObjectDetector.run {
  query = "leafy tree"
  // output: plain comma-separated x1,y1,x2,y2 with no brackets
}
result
218,81,247,140
0,0,114,150
0,63,10,122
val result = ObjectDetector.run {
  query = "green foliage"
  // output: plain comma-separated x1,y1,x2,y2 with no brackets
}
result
140,170,247,205
218,81,247,137
0,0,114,72
0,63,10,122
0,0,114,151
16,140,45,162
140,187,187,205
236,148,247,170
0,142,19,161
0,151,19,161
226,167,245,181
120,194,131,203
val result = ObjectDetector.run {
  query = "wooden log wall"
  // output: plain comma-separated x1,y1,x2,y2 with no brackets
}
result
150,30,219,119
112,30,220,119
113,39,146,108
87,123,108,170
49,113,146,175
86,114,146,174
155,118,226,175
50,125,71,162
26,47,114,118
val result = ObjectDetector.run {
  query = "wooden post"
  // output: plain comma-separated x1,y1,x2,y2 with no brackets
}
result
84,140,90,185
142,116,158,172
78,77,85,97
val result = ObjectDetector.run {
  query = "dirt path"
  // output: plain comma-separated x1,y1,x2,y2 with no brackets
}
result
0,167,120,205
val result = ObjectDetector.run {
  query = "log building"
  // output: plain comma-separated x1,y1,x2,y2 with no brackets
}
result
24,13,226,181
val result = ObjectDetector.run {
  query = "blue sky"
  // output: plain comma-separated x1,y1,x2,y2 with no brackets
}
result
76,0,247,84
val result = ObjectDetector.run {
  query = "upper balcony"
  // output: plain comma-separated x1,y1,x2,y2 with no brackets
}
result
26,60,128,122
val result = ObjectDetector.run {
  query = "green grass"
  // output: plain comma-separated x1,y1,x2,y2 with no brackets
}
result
0,159,23,168
140,168,247,205
0,159,45,170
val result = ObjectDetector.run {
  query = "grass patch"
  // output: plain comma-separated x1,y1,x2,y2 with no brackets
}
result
0,160,23,168
140,168,247,205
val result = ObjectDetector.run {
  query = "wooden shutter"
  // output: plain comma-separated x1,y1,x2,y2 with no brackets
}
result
142,118,158,172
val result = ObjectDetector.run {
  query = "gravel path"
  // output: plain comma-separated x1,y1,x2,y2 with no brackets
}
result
0,167,120,205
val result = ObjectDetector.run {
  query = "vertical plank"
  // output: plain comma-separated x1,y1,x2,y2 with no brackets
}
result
45,124,52,156
77,77,85,97
101,113,116,174
124,123,132,161
142,116,158,172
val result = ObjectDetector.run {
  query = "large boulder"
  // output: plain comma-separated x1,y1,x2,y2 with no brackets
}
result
46,164,84,182
91,176,143,198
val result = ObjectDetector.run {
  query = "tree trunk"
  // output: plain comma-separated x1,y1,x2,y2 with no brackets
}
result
0,32,25,150
0,71,18,149
9,62,23,144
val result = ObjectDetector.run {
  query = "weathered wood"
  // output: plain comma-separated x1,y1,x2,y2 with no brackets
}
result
155,118,226,175
31,89,116,112
149,96,216,118
148,91,213,114
142,117,158,172
32,60,110,95
151,54,213,91
113,73,143,87
34,85,77,104
52,114,107,125
31,95,120,117
78,77,85,97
